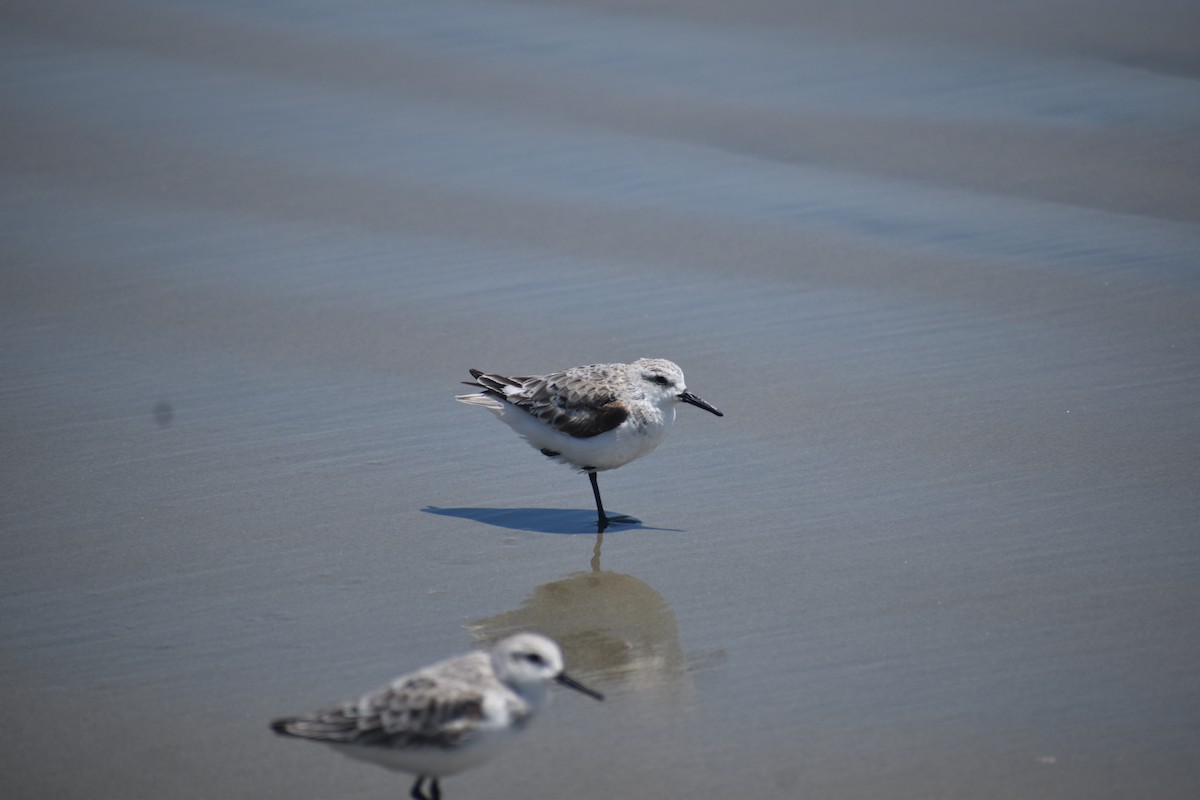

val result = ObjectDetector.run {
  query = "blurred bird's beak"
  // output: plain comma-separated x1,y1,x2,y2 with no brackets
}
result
556,672,605,701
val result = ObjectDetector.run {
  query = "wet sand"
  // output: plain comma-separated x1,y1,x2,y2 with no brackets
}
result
2,1,1199,798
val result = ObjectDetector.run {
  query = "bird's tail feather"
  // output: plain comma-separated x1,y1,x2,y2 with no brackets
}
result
455,392,505,410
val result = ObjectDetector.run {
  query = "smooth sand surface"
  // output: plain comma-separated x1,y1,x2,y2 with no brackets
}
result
3,1,1198,798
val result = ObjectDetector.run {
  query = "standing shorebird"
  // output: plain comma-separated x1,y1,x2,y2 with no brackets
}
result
456,358,723,531
270,633,602,800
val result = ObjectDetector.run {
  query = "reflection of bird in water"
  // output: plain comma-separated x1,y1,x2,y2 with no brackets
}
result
455,358,722,531
270,633,602,800
468,535,689,698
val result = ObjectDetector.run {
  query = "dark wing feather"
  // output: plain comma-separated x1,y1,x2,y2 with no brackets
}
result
271,675,492,749
462,369,523,392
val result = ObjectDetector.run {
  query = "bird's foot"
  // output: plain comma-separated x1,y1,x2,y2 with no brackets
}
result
599,514,640,531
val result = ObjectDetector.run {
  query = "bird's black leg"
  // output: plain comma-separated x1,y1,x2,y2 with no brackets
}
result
588,471,609,532
410,776,433,800
588,471,639,530
429,779,441,800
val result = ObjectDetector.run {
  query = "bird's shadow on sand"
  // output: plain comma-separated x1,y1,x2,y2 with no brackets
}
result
422,506,681,535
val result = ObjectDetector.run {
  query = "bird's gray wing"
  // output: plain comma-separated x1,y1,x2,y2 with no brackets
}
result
465,368,628,439
271,675,501,749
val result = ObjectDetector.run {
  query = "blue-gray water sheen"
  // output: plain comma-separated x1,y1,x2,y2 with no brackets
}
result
2,1,1198,798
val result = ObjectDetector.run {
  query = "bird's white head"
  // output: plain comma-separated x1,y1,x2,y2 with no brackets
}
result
491,634,565,688
490,633,604,702
631,358,723,417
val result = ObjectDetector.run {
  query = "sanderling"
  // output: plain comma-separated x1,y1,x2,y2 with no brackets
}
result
271,633,602,800
456,358,722,531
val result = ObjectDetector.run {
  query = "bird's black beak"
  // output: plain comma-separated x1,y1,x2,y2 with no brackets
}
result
678,391,723,416
556,672,605,701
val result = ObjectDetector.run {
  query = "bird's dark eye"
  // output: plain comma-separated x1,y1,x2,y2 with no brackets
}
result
653,375,670,386
522,652,546,665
